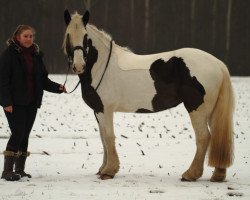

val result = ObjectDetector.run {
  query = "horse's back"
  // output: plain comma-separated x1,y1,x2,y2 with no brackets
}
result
112,47,226,114
117,46,225,79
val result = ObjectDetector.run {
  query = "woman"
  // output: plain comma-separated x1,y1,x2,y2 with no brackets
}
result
0,25,67,181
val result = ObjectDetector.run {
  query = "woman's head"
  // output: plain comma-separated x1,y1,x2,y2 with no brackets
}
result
13,25,35,48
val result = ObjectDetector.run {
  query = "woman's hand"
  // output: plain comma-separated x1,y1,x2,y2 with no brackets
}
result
59,85,67,93
4,106,13,113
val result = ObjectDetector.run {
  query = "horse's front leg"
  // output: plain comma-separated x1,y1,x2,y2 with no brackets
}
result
95,125,107,176
95,110,120,180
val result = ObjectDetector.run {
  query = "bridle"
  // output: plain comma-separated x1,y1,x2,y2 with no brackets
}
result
63,34,113,94
63,34,85,94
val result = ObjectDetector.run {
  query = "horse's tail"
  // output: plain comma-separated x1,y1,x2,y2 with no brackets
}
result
208,63,235,168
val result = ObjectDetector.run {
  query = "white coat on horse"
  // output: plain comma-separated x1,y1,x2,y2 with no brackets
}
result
63,10,235,182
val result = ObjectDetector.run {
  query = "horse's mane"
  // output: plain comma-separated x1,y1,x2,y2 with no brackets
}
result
87,24,132,52
87,24,112,42
63,12,132,53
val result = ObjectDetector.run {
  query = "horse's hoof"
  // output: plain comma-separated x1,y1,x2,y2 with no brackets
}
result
181,177,191,182
96,171,101,175
210,175,226,182
181,170,202,182
99,174,114,180
210,168,226,182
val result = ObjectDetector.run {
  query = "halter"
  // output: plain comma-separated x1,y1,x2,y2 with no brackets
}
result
63,35,113,93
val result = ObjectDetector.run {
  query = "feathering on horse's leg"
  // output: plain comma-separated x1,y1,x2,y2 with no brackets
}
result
182,109,210,181
95,111,120,180
208,65,235,182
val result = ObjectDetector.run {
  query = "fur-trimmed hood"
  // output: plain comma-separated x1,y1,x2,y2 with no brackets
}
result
6,38,39,55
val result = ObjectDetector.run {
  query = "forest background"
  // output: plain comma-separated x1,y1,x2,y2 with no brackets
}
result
0,0,249,75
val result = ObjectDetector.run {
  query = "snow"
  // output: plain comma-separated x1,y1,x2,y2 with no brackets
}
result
0,75,249,200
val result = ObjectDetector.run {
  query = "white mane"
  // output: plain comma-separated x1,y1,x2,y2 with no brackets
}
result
88,24,132,52
63,12,132,53
87,24,112,41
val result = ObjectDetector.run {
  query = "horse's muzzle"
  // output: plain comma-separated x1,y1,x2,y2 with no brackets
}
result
73,64,84,74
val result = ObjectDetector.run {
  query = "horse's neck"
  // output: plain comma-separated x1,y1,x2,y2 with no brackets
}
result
86,25,112,87
113,44,175,70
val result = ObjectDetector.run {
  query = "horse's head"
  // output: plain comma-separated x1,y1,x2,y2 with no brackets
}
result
63,10,89,74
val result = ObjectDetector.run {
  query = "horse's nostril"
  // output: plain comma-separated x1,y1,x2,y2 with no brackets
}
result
73,66,77,72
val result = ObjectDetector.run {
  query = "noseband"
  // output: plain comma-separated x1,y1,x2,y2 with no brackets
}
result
65,33,88,65
72,46,87,61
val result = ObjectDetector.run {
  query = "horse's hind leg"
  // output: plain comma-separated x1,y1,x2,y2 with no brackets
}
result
182,111,210,181
210,168,226,182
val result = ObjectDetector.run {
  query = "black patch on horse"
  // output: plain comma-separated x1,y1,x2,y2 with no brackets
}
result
79,37,104,113
148,57,205,113
136,108,153,113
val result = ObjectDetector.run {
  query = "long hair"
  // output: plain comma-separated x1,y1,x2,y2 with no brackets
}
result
208,64,235,168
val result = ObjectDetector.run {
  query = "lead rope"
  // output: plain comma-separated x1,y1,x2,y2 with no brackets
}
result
63,57,81,94
93,40,113,119
95,40,113,91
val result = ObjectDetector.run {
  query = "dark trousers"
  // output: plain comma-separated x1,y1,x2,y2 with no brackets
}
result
4,103,37,152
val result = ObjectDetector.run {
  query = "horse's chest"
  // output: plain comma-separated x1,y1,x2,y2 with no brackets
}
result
81,84,104,113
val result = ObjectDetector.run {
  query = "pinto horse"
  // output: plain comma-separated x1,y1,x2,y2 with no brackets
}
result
63,10,235,182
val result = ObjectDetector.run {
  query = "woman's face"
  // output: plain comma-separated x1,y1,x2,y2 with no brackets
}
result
17,29,34,48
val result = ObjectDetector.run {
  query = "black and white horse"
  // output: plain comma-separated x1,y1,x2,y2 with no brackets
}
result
63,10,235,182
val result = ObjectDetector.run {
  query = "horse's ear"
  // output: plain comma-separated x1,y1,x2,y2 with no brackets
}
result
83,11,90,27
64,9,71,26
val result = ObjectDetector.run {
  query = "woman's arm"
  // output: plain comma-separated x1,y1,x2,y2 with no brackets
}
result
0,50,13,108
39,54,66,93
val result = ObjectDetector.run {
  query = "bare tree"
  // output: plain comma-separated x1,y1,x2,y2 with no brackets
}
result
130,0,135,46
104,0,109,28
144,0,150,51
83,0,91,10
191,0,196,45
83,0,98,11
225,0,233,63
212,0,218,51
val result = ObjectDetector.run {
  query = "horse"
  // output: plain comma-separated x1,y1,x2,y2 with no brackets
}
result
63,10,235,182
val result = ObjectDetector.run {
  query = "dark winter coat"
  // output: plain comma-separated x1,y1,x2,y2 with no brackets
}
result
0,39,62,108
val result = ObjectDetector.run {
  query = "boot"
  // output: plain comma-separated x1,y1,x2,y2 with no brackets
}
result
15,151,32,178
1,151,21,181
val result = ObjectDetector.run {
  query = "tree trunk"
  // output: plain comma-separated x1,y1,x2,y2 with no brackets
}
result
130,0,135,46
191,0,196,45
212,0,217,51
144,0,150,52
225,0,233,63
104,0,109,28
83,0,91,11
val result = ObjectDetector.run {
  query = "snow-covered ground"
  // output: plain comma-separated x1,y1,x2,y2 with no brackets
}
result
0,75,249,200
